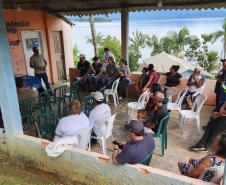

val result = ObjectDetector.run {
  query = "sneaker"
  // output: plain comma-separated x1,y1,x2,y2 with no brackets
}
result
189,144,206,151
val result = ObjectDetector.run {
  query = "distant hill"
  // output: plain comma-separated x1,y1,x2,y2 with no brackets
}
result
67,8,226,21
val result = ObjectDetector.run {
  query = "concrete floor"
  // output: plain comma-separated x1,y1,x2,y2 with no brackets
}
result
91,97,214,174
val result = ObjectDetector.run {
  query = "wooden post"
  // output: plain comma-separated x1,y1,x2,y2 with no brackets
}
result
121,8,129,62
0,0,23,156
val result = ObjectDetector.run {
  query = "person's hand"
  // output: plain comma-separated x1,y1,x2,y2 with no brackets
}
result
220,107,226,116
113,143,119,150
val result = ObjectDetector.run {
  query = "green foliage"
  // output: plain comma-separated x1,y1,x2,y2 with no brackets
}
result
211,18,226,57
146,35,163,55
73,44,80,67
129,31,147,71
86,32,104,48
98,35,121,62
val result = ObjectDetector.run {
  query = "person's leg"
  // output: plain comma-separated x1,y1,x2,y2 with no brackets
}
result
204,117,226,149
41,72,51,92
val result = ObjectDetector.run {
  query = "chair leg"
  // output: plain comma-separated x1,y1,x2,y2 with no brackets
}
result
101,138,107,155
160,135,164,157
113,94,117,107
181,116,186,134
195,117,201,134
165,132,167,149
126,106,129,123
106,94,109,103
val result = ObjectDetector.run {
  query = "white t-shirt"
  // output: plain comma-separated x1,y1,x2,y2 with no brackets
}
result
55,112,90,138
89,103,111,136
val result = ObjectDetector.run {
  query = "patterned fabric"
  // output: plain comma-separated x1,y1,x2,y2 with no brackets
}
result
178,153,225,182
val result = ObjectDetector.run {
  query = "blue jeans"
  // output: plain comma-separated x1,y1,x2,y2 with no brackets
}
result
35,72,51,92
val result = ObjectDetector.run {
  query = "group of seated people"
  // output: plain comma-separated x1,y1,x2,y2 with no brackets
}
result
11,49,226,184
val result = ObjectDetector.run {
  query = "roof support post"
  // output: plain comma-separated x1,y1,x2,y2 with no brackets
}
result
121,8,129,62
0,0,23,157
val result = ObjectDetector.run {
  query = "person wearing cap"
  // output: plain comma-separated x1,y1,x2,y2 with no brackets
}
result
54,100,90,141
214,59,226,111
183,67,206,109
77,54,91,83
143,92,169,133
30,46,52,93
112,120,155,165
89,91,111,138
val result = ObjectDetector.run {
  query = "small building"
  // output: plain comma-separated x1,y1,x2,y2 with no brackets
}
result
4,9,74,84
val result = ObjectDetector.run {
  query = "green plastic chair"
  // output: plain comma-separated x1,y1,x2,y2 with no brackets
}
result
52,85,68,117
81,95,95,117
139,147,155,166
64,81,80,100
154,113,170,157
19,97,35,127
33,91,52,113
36,111,58,139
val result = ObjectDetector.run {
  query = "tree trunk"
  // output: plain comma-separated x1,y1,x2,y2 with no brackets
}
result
89,15,98,56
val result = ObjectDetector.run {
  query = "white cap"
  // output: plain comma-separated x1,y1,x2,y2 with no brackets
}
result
91,91,104,102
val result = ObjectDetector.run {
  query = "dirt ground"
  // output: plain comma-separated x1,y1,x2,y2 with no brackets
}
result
0,151,76,185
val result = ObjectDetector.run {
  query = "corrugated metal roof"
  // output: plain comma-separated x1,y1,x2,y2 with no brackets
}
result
3,0,226,16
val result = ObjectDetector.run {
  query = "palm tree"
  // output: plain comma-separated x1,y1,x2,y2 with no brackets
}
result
89,15,98,56
146,35,163,55
86,32,104,47
129,30,147,49
211,18,226,58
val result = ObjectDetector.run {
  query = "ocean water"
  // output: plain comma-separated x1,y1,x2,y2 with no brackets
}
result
71,18,225,60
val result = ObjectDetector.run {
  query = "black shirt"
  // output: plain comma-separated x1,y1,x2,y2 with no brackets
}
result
215,69,226,93
165,72,182,87
77,60,90,77
92,63,102,75
116,134,155,165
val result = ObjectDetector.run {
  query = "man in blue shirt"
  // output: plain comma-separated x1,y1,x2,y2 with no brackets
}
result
112,120,155,165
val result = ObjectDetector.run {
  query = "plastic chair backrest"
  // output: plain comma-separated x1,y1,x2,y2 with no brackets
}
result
199,166,224,183
177,88,188,110
37,111,58,139
75,127,91,150
38,91,51,104
191,94,207,114
139,147,155,166
97,114,116,138
71,81,79,99
111,78,120,93
54,85,67,99
81,95,95,116
156,113,170,136
19,97,33,117
137,90,149,108
98,85,106,94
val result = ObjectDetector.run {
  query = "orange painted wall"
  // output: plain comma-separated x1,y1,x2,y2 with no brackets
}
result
3,9,74,84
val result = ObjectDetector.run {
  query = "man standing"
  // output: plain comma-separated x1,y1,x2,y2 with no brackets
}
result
112,120,155,165
30,47,51,92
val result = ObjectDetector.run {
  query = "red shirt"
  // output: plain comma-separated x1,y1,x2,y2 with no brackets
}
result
147,71,159,87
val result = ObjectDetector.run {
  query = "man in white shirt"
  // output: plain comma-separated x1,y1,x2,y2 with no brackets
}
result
54,100,90,140
89,91,111,139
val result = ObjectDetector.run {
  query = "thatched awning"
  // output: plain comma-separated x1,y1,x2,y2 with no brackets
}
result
3,0,226,16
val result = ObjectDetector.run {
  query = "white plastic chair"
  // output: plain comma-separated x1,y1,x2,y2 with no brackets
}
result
127,90,149,122
199,166,224,184
90,114,116,155
167,88,188,112
179,94,207,134
75,127,92,151
104,78,120,107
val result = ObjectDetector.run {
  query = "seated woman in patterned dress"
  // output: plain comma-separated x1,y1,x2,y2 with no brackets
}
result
178,133,226,184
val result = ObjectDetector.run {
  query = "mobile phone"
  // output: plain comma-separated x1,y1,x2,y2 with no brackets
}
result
112,140,123,149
